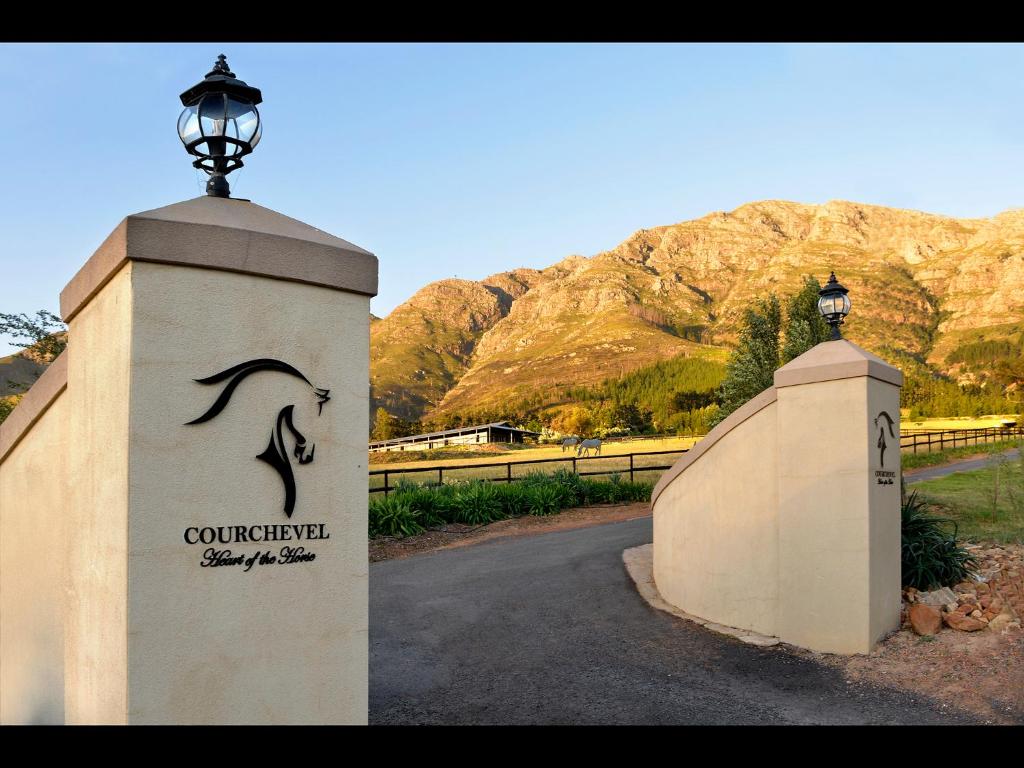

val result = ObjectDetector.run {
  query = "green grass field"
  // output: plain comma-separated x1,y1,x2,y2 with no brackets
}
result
901,440,1023,470
900,413,1019,431
369,436,698,492
911,453,1024,544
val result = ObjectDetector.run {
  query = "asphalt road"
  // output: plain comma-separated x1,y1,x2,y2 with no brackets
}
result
370,517,973,725
905,448,1019,485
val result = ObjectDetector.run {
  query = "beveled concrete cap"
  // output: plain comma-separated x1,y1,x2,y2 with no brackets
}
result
60,197,378,322
774,339,903,389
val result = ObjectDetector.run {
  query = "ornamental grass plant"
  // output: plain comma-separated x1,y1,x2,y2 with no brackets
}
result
901,490,978,591
369,471,654,539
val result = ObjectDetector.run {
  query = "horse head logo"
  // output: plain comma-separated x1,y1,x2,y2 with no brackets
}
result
874,410,895,468
185,358,330,517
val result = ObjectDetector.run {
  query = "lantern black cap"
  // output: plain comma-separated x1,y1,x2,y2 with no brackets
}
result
819,271,849,297
179,54,262,108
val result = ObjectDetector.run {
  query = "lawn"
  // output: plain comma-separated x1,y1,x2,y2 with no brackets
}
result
901,440,1023,471
911,453,1024,544
900,414,1019,431
368,436,697,492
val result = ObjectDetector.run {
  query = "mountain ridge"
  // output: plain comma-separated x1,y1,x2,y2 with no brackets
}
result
370,198,1024,423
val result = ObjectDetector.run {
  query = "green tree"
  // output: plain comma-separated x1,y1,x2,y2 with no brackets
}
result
712,294,782,427
607,402,653,433
782,276,831,364
0,309,67,364
371,407,398,441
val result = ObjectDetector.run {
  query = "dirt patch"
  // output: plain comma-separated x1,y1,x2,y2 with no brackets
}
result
369,502,651,562
805,625,1024,724
803,542,1024,724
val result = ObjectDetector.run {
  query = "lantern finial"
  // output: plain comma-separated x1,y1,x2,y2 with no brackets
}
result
208,54,234,78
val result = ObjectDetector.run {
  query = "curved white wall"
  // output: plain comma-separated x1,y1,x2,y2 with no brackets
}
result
653,390,778,637
651,340,904,654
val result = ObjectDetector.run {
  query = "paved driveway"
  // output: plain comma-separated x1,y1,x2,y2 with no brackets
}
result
905,448,1019,484
370,518,972,724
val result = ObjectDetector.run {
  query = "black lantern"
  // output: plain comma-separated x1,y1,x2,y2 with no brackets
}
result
818,271,851,340
177,55,262,198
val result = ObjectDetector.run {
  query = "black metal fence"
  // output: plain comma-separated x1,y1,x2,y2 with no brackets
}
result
369,448,688,496
900,426,1024,454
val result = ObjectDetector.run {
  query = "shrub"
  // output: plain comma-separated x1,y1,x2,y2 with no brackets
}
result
525,483,564,515
450,480,505,525
401,485,450,527
369,494,424,538
901,491,978,591
496,482,531,517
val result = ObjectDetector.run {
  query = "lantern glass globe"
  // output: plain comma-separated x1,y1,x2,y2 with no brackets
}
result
818,292,851,319
177,94,261,158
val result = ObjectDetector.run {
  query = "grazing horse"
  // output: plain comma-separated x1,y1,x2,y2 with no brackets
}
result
560,437,580,453
576,438,602,457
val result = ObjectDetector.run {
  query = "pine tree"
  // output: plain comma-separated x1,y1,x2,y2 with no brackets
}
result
782,276,831,363
371,407,397,441
711,294,782,427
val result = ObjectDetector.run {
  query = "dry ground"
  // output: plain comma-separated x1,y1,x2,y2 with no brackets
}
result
811,621,1024,724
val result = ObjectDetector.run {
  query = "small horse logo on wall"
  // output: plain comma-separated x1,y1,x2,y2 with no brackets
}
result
185,358,330,517
874,410,895,468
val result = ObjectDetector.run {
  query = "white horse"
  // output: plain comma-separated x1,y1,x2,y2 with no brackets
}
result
576,438,602,457
560,437,580,453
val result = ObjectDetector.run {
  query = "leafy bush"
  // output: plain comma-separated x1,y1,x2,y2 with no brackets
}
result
450,480,505,525
901,491,978,590
368,494,425,538
525,483,563,516
496,483,531,517
369,472,654,539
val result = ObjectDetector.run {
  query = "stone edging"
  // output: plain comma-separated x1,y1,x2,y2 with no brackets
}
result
622,544,780,647
0,351,68,463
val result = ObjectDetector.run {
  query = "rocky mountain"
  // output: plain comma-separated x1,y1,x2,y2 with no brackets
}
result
371,200,1024,422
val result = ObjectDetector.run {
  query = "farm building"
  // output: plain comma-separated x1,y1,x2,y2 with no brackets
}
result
368,421,541,453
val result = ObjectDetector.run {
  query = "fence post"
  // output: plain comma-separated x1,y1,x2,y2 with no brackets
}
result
629,453,635,483
572,457,577,475
384,470,389,498
507,462,512,484
438,467,443,487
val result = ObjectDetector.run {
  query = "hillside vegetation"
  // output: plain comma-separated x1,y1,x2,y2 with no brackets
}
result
371,199,1024,430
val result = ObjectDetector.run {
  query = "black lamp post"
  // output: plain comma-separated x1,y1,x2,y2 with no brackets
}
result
818,271,851,340
177,55,262,198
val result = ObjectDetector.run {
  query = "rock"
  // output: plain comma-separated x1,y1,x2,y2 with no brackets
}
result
957,603,975,615
976,583,991,594
988,597,1004,614
954,582,976,594
944,612,987,632
908,604,943,636
988,613,1014,633
918,587,958,607
970,609,983,619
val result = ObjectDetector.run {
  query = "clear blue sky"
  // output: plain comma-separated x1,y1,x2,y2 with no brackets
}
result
1,43,1022,353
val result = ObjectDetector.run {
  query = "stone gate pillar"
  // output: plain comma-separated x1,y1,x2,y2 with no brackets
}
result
59,196,376,724
774,341,903,654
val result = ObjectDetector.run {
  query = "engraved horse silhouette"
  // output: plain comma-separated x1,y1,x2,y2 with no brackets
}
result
185,359,330,517
874,410,896,468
